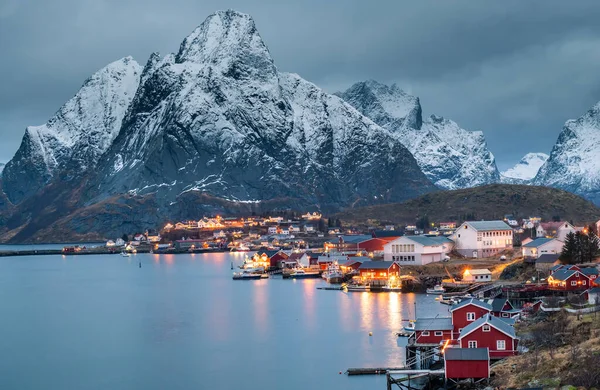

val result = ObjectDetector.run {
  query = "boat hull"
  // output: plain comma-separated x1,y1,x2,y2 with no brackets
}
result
290,273,321,279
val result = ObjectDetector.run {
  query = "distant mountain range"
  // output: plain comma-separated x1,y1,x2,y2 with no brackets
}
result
1,9,600,243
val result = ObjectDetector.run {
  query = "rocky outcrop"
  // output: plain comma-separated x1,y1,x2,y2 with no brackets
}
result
533,102,600,204
337,80,500,189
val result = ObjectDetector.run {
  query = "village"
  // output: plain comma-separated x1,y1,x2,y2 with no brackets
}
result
59,212,600,387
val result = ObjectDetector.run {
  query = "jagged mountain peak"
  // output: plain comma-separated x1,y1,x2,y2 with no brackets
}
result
534,101,600,204
175,9,276,80
338,80,499,189
2,56,142,203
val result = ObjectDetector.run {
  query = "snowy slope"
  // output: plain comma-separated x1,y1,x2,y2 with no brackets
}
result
338,81,500,189
90,10,434,208
501,153,548,182
534,103,600,204
3,57,141,203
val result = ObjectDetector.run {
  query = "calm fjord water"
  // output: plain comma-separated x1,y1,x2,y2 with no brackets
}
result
0,252,447,390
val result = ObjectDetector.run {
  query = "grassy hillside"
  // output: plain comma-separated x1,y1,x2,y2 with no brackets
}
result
334,184,600,226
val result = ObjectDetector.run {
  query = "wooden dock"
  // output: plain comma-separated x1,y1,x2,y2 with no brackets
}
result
346,367,406,376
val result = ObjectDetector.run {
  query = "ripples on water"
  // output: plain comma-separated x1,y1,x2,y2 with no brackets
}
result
0,252,449,390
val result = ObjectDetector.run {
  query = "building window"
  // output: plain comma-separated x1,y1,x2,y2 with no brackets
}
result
502,313,509,318
583,280,587,285
467,312,476,321
434,331,443,336
497,340,506,350
422,331,430,336
483,324,490,332
571,281,577,286
468,340,477,348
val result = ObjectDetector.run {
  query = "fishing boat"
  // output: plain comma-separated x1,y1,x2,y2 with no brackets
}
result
322,261,344,284
289,269,321,279
120,251,130,257
403,320,416,332
345,284,371,292
232,270,264,280
426,284,445,294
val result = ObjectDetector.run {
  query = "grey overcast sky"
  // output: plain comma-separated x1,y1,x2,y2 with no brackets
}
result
2,0,600,170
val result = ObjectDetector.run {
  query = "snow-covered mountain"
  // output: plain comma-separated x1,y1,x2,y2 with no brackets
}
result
534,102,600,204
337,81,500,189
501,153,548,183
2,57,141,203
0,10,436,241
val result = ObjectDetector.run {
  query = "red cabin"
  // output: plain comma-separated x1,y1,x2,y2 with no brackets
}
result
548,269,590,291
444,348,490,379
358,261,400,282
458,314,519,359
410,317,453,345
487,298,520,318
450,298,493,333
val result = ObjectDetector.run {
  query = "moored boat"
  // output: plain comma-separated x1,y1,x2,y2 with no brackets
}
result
345,284,371,292
322,261,344,284
232,270,265,280
289,269,321,279
426,284,445,294
121,251,130,257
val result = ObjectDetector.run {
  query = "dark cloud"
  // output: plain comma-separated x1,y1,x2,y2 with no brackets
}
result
2,0,600,170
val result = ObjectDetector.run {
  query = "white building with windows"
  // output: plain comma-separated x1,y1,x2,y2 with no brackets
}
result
521,237,563,259
383,235,454,265
451,221,513,258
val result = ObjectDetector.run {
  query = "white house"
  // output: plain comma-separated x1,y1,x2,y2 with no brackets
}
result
383,235,454,266
304,224,314,232
521,238,563,259
452,221,513,258
556,222,577,242
463,269,492,282
268,226,278,235
289,225,300,233
507,219,519,227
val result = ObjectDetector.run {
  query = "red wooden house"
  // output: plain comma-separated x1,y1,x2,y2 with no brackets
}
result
457,314,519,359
487,298,520,318
358,261,400,285
409,317,453,345
444,348,490,380
548,269,591,291
450,298,493,333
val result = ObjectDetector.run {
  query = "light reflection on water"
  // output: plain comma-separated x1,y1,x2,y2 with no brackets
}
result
0,252,449,390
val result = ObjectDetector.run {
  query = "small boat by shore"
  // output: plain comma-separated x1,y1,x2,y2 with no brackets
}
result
121,252,130,257
345,284,371,292
289,269,321,279
232,270,266,280
426,284,445,294
322,262,344,284
382,285,402,292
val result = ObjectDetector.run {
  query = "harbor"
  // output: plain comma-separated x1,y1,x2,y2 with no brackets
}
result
0,250,448,390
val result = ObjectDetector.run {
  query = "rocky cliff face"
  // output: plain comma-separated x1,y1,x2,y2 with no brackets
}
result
337,80,500,189
501,153,549,184
534,103,600,204
2,57,141,203
0,10,435,242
